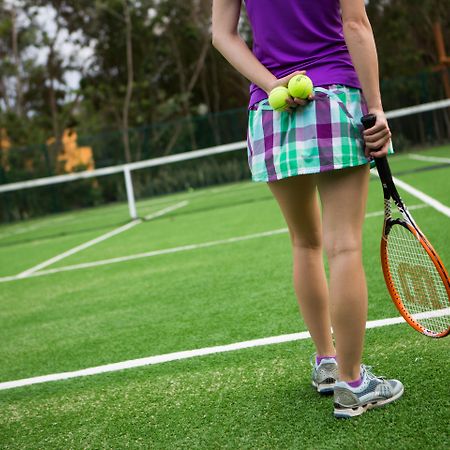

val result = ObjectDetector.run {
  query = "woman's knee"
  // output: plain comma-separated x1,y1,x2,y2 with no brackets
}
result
290,229,322,251
324,237,362,261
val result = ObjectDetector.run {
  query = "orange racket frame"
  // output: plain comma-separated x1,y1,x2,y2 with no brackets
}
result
362,114,450,338
381,222,450,338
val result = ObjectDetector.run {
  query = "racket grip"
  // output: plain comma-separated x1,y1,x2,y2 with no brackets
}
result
361,113,377,130
360,114,387,168
361,114,397,196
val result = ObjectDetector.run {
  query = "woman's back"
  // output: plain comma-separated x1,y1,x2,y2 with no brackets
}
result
244,0,360,106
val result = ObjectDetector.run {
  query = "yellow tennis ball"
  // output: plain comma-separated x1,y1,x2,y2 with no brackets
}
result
288,74,314,99
268,86,290,111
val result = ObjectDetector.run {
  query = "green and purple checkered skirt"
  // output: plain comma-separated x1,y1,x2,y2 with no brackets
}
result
247,85,390,182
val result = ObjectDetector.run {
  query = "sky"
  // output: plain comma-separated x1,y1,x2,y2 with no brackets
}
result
17,2,158,91
13,2,95,91
37,5,95,90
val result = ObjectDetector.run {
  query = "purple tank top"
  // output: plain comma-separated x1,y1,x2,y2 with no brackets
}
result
244,0,361,107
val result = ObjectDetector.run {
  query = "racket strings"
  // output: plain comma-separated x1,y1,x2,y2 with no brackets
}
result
386,224,449,334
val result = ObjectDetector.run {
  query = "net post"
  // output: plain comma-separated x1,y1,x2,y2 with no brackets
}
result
123,166,137,220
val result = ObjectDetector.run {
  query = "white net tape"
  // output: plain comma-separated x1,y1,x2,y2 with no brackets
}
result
387,224,450,333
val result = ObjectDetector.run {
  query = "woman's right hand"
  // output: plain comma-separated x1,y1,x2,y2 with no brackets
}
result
363,109,391,158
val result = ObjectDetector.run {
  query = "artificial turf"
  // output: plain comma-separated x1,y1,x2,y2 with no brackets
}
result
0,145,449,448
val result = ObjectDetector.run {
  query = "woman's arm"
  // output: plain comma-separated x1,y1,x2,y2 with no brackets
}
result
211,0,307,105
212,0,279,94
340,0,391,156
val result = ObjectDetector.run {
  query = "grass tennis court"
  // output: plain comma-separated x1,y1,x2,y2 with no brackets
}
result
0,146,449,448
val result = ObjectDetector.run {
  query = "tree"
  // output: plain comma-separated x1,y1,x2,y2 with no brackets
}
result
0,0,37,144
122,0,133,163
367,0,450,77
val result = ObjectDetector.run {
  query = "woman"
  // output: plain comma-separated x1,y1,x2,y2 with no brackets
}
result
212,0,403,418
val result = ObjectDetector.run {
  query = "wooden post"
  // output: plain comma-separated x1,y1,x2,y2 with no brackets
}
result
433,22,450,99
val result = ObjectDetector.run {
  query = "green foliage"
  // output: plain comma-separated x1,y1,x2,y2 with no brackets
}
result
368,0,450,76
1,0,448,145
1,0,449,222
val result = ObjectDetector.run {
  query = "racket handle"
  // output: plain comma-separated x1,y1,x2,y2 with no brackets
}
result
361,114,400,203
361,113,377,130
361,113,388,171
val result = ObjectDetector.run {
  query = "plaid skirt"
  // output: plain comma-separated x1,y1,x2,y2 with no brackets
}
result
247,85,391,182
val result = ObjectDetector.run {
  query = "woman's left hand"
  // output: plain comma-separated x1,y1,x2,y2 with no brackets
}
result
266,71,314,111
286,94,314,108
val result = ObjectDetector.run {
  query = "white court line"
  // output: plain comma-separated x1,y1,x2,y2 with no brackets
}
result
365,204,427,217
0,205,428,284
391,176,450,218
1,228,289,283
371,168,450,217
138,180,260,209
0,308,448,391
408,154,450,164
143,201,188,221
17,201,189,278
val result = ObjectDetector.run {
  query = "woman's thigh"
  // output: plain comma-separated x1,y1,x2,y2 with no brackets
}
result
267,173,322,248
316,164,370,257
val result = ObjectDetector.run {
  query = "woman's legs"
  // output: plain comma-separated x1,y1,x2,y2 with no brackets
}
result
268,174,335,357
316,164,370,382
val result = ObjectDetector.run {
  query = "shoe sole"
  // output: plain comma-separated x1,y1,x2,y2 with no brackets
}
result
334,386,404,418
312,380,335,395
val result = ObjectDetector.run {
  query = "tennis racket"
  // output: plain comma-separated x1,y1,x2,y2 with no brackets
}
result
361,113,450,338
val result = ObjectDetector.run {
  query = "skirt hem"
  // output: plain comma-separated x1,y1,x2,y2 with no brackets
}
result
251,158,370,183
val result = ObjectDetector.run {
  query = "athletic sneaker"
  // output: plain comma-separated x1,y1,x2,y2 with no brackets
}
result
333,365,404,418
311,356,338,394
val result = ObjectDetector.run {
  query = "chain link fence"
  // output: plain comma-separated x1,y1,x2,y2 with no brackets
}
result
1,71,449,222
